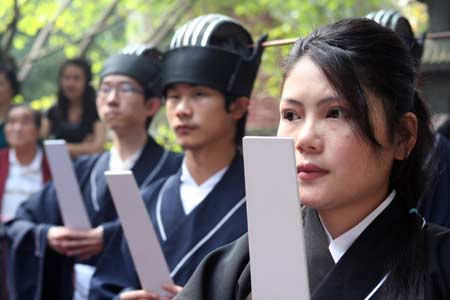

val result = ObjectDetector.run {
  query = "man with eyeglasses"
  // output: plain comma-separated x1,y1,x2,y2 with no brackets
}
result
6,47,182,300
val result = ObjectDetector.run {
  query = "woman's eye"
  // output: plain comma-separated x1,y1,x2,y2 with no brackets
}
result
282,110,300,121
327,108,345,119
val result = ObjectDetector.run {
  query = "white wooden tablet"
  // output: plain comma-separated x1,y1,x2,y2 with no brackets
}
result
243,136,310,300
43,140,91,230
105,171,173,294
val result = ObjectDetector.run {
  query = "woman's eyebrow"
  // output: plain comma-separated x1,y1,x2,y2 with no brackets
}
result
281,96,340,107
280,98,304,107
317,96,341,107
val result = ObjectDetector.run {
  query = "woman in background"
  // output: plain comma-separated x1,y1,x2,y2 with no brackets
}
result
42,58,106,157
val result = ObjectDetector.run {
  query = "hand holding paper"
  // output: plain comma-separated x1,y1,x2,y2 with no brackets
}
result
47,225,104,260
119,284,182,300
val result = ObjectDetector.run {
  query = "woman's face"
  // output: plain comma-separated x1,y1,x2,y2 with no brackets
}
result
277,56,397,215
60,64,86,101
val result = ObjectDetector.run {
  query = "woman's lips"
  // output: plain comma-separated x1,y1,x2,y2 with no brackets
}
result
297,162,328,180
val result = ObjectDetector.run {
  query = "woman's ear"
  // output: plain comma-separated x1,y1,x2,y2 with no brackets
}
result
394,112,418,160
229,97,250,120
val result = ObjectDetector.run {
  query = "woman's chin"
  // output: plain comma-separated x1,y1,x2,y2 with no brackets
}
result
300,198,314,208
299,195,326,210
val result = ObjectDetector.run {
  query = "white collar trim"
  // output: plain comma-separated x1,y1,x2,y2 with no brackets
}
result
322,190,396,263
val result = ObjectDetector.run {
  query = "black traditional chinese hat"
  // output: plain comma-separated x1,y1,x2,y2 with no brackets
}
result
100,45,162,97
162,14,267,98
366,10,424,66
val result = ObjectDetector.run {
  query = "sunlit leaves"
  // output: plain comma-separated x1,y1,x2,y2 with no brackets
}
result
1,0,427,148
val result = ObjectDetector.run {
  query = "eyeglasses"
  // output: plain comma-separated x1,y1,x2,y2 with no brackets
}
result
97,82,144,98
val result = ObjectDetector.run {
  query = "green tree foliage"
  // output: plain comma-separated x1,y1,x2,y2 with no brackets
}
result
187,0,398,98
0,0,182,105
2,0,414,150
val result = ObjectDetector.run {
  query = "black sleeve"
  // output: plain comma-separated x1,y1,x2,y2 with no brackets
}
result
425,224,450,299
421,136,450,228
174,234,251,300
89,224,141,300
0,224,8,300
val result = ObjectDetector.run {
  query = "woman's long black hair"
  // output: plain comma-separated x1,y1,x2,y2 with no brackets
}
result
282,18,437,300
56,57,96,121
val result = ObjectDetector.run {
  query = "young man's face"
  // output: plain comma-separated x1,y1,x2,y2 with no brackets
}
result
96,74,158,134
165,83,242,151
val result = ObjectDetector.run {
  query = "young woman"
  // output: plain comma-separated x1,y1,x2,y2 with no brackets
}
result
43,58,106,157
175,18,450,300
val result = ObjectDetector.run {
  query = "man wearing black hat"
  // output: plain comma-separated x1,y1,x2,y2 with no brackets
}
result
89,14,266,300
5,47,181,300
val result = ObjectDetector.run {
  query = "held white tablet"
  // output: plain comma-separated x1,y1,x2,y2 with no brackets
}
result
43,140,91,230
243,136,310,300
105,171,173,294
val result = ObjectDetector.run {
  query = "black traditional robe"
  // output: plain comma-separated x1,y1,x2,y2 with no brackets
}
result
175,197,450,300
5,136,182,300
421,134,450,228
0,222,8,300
89,153,248,300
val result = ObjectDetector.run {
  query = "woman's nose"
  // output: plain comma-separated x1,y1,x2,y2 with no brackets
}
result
294,119,323,154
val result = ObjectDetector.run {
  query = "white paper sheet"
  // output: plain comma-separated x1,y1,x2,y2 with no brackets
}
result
243,136,310,300
105,171,173,294
43,140,91,230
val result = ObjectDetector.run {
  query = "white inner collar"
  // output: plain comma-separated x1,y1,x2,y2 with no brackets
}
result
179,159,229,215
108,145,144,171
321,190,396,263
9,147,43,171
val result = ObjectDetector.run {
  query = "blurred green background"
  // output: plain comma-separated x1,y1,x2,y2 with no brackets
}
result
0,0,429,150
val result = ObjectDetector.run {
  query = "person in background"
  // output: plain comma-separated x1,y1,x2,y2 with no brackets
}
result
0,56,20,149
421,113,450,228
42,58,106,157
0,222,8,300
89,14,266,300
433,113,450,140
0,105,51,300
6,47,181,300
0,105,51,222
